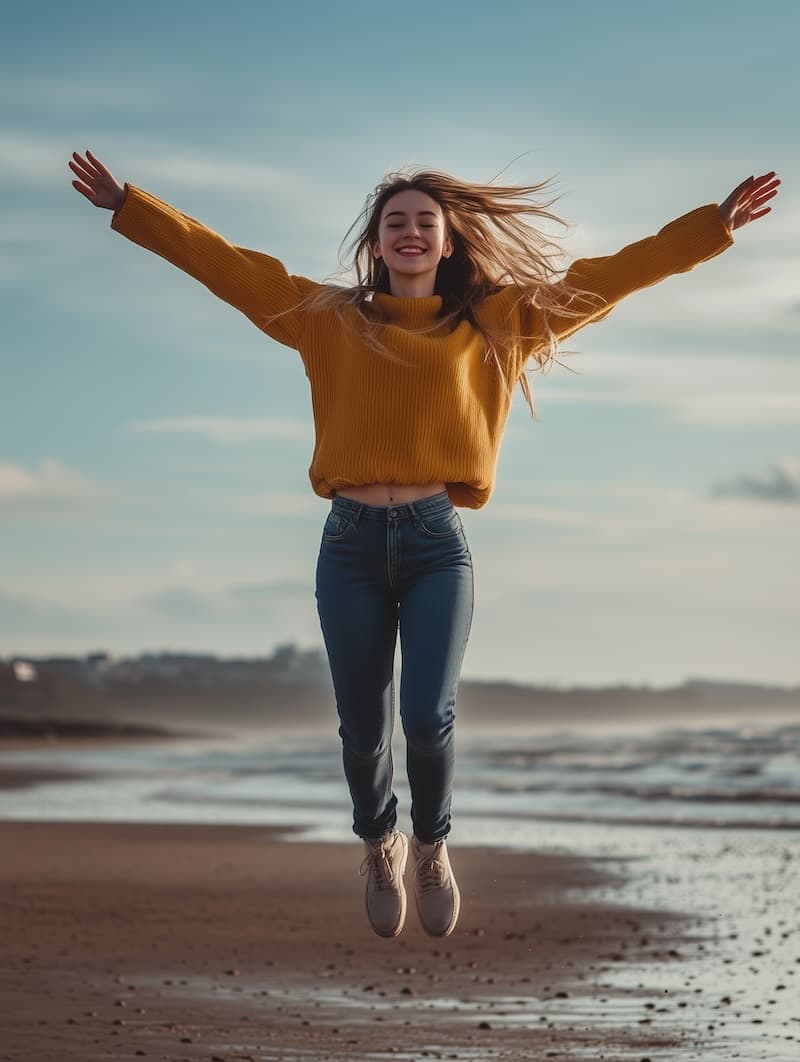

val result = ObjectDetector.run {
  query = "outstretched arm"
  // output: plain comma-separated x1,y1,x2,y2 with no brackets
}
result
485,170,780,379
540,170,780,344
534,206,731,344
68,150,320,350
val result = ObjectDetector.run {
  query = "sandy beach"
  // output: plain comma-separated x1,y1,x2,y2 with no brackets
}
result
0,820,749,1062
2,719,799,1061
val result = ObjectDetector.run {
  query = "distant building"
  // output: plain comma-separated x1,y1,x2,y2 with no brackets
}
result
12,660,38,683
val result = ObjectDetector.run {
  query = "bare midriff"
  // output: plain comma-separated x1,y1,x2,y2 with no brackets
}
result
335,482,448,506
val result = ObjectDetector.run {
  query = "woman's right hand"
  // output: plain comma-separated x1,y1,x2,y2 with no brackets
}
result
69,150,126,211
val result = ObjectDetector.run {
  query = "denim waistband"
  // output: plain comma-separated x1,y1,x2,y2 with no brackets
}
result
330,489,453,523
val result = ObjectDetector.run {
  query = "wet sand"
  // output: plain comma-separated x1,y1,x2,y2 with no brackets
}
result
0,822,722,1062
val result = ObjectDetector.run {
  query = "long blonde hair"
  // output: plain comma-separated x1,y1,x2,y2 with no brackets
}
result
305,168,594,416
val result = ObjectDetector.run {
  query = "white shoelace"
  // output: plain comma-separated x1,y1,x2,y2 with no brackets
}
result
415,843,448,892
360,836,399,892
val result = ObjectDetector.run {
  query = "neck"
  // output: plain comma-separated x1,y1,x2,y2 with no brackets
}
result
387,273,437,299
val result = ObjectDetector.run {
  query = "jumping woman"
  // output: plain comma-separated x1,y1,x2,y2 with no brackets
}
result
69,149,779,938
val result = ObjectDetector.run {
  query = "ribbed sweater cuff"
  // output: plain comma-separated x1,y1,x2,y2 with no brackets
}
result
674,203,734,264
110,183,161,237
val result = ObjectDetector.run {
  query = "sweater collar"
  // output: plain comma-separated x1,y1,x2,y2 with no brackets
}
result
371,292,443,329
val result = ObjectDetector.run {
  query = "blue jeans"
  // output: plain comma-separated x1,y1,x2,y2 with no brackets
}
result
315,491,474,844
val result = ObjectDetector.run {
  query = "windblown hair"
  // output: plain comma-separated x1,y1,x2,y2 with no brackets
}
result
303,168,593,416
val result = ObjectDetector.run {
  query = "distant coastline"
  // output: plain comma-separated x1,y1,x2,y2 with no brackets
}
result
1,647,797,737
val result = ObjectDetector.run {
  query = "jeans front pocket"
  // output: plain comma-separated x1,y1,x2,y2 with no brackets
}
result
322,509,357,543
415,506,464,540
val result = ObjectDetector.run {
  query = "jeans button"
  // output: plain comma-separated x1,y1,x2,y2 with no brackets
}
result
389,509,398,518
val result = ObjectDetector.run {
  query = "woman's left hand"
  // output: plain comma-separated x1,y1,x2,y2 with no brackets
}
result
719,171,780,231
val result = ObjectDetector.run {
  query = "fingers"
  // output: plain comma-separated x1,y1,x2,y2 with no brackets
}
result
68,158,96,186
68,148,124,210
719,171,779,230
85,149,112,179
71,179,95,201
71,150,96,174
733,172,780,223
734,172,779,200
751,187,779,209
742,185,779,220
69,150,116,198
745,171,776,188
746,173,780,201
70,150,112,182
69,153,101,191
751,174,780,196
763,181,780,195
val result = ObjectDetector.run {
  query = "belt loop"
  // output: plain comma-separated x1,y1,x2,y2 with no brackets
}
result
352,502,364,526
407,499,420,529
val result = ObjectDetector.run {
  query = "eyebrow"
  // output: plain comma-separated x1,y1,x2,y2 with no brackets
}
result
383,209,439,219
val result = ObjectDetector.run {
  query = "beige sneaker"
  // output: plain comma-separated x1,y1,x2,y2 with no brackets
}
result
411,836,461,937
359,830,409,938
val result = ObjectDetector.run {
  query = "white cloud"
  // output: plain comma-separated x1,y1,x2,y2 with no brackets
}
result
0,589,96,636
0,73,178,120
0,458,108,513
124,416,312,444
140,153,306,196
484,483,797,542
673,393,800,426
0,129,318,214
226,492,326,518
0,208,82,245
533,350,800,425
473,490,798,615
144,578,311,621
0,132,74,186
601,261,799,333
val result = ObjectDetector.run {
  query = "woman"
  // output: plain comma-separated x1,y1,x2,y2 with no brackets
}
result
69,150,779,939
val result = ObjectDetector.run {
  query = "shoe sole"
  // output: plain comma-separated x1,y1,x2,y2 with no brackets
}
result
365,832,409,938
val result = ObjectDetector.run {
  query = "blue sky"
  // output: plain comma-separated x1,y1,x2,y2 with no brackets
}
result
2,0,798,685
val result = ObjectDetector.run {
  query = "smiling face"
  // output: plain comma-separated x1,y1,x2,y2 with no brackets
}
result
373,188,453,297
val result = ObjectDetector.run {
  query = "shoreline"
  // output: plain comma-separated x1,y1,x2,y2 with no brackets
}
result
0,717,202,751
2,820,713,1061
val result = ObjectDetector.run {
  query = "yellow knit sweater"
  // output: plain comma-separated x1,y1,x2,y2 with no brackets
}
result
111,185,733,508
